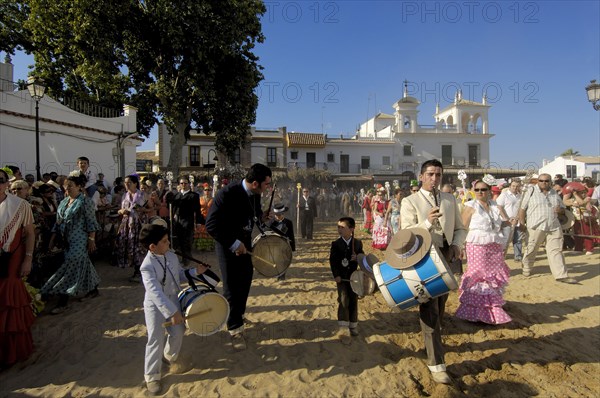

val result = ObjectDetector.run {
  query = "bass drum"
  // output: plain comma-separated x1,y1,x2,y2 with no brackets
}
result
251,231,292,277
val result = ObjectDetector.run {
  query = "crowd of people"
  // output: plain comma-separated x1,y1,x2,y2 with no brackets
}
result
1,158,599,393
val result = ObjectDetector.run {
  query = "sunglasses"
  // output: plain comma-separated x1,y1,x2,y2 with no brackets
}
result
411,189,419,192
204,189,210,191
180,182,189,185
538,179,551,183
474,188,489,192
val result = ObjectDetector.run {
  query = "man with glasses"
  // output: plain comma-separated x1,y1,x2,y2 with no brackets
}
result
166,176,203,266
298,188,317,239
518,173,576,283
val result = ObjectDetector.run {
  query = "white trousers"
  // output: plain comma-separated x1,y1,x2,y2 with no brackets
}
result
144,301,185,382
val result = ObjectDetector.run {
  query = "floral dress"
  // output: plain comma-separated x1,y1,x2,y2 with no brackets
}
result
114,190,147,269
456,200,511,324
362,196,373,232
41,193,100,297
371,199,390,250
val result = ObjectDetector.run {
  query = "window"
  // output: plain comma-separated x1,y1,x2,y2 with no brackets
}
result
382,156,390,166
327,153,335,162
306,153,316,168
566,165,577,179
441,145,452,166
468,145,479,167
361,156,370,170
232,148,241,165
189,146,200,167
403,145,412,156
290,151,298,160
267,147,277,167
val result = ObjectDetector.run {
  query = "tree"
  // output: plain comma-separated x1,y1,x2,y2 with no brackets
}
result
3,0,265,177
560,149,581,157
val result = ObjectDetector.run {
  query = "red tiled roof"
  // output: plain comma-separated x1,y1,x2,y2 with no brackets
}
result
287,133,326,147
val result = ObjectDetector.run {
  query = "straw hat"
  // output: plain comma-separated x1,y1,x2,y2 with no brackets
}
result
46,180,61,190
356,253,380,278
385,228,432,269
559,209,575,230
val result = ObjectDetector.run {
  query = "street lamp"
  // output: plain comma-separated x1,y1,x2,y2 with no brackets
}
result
206,148,218,167
27,77,46,181
585,79,600,111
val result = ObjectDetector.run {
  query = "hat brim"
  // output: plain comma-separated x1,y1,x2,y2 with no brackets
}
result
356,253,380,278
385,228,432,269
559,210,575,230
273,206,289,214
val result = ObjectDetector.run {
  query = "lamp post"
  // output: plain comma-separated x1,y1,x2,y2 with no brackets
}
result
585,79,600,111
27,77,46,181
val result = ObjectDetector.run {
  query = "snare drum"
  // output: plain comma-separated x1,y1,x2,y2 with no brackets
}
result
373,246,458,310
251,231,292,277
350,269,377,297
178,286,229,336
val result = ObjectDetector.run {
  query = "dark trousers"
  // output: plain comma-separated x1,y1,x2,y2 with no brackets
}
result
336,281,358,325
174,224,193,266
419,243,451,367
300,211,314,239
215,242,254,331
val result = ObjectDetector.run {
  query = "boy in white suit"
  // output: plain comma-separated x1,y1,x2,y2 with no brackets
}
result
139,224,208,395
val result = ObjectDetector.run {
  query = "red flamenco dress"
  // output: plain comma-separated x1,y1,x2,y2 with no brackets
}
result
0,227,35,367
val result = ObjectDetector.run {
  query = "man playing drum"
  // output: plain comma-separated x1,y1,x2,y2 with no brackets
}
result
400,159,467,385
205,164,272,350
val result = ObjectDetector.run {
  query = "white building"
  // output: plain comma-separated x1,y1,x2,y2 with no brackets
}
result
539,156,600,182
144,82,524,185
0,62,140,183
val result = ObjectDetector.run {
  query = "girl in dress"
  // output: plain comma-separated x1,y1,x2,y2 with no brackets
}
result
0,168,36,366
371,187,391,250
114,174,148,282
41,172,100,314
456,175,514,324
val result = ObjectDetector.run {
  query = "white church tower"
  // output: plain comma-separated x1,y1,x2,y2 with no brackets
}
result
392,80,420,133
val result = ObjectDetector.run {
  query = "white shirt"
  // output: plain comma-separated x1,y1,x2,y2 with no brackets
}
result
496,190,521,218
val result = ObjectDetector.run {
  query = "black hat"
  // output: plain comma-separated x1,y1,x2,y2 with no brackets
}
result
273,203,289,214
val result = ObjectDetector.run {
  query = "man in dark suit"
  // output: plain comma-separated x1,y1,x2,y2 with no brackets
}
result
166,175,203,266
205,164,272,350
298,188,317,239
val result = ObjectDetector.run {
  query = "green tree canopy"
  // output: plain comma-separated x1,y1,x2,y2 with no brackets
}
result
2,0,265,175
560,149,581,157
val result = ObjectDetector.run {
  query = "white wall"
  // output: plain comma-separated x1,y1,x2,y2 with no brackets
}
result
0,86,139,184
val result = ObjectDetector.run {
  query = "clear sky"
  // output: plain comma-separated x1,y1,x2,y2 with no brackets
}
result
6,1,600,169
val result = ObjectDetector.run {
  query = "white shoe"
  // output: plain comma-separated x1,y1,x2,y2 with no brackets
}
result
431,370,452,384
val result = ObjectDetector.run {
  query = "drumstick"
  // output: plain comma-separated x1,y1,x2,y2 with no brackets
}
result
162,308,213,327
248,251,278,268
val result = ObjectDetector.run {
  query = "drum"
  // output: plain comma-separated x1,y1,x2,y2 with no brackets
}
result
350,269,377,297
373,246,458,310
178,286,229,336
251,231,292,277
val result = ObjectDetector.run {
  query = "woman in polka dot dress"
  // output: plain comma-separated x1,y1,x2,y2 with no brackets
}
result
41,173,100,314
456,177,515,325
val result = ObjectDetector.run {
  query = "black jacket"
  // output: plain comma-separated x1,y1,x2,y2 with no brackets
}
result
206,180,263,250
329,236,364,280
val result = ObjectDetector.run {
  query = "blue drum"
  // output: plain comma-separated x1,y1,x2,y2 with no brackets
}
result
373,246,458,310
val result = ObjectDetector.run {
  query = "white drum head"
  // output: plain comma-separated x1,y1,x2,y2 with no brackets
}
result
185,292,230,336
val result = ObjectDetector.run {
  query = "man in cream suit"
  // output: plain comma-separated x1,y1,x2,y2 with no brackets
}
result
400,159,467,385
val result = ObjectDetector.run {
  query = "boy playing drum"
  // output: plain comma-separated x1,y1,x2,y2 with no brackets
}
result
138,224,208,395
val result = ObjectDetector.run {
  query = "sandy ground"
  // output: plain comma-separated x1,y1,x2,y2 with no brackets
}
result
1,220,599,397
